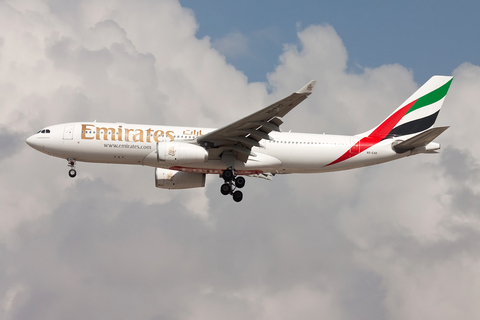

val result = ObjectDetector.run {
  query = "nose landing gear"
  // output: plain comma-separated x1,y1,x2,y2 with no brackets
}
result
67,158,77,178
220,168,245,202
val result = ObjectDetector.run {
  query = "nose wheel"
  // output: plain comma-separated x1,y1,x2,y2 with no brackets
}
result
68,169,77,178
220,169,245,202
67,158,77,178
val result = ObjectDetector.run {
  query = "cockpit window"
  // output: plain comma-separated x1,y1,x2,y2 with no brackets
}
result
46,129,50,133
41,130,45,133
37,129,51,134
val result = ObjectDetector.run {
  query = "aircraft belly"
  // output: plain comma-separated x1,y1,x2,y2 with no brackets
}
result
265,145,345,173
143,143,406,175
261,140,413,173
58,140,153,164
145,152,282,174
321,142,408,171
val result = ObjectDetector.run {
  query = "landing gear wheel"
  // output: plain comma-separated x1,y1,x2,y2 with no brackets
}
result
232,190,243,202
220,183,231,195
235,176,245,188
222,169,235,181
67,158,77,178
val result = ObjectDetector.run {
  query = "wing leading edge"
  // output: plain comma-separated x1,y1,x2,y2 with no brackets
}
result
197,80,317,162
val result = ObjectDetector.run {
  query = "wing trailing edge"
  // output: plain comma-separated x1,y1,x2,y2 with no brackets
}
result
197,80,316,163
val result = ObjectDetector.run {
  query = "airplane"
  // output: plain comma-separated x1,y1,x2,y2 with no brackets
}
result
26,75,453,202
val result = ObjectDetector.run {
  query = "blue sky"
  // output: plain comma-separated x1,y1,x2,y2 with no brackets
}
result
181,0,480,84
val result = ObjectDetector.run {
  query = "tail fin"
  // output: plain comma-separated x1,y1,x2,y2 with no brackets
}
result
361,75,453,138
325,76,452,167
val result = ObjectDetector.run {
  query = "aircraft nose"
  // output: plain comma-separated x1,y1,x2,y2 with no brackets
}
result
26,134,40,150
26,135,33,146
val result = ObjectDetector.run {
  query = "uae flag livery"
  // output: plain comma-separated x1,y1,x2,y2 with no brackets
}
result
327,76,453,166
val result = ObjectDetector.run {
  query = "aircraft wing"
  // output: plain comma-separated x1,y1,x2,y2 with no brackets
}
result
197,80,316,162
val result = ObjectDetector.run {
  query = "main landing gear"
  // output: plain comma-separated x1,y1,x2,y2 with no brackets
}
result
67,158,77,178
220,168,245,202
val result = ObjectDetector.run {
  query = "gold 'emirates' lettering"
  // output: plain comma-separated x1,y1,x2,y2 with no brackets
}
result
133,129,143,142
118,126,123,141
124,128,134,142
96,127,116,141
146,129,153,143
153,130,164,143
80,124,202,142
81,124,94,140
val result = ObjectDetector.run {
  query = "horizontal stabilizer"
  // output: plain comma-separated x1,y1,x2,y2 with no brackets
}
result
392,126,449,153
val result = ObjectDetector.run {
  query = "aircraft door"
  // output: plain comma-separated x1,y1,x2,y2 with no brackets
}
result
350,138,360,153
63,125,74,140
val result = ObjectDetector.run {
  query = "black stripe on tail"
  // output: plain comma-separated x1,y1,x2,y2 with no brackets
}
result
385,110,439,138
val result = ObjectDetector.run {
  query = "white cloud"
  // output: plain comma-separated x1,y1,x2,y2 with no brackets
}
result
260,286,344,320
212,32,250,60
1,1,480,320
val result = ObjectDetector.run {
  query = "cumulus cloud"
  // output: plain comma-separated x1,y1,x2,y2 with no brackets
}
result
0,127,23,160
1,1,480,320
212,32,250,59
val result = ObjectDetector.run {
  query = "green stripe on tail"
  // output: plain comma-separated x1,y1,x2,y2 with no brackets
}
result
406,78,453,115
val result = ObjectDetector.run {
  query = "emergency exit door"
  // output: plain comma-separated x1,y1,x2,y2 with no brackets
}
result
63,125,74,140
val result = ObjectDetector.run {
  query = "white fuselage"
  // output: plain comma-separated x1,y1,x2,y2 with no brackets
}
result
26,122,412,175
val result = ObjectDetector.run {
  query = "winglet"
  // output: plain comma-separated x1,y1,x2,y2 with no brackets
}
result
296,80,317,95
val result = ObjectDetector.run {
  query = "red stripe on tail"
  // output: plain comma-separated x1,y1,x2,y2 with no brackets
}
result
326,99,417,166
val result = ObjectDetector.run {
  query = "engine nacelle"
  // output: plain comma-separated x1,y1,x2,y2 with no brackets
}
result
155,168,206,189
157,142,208,164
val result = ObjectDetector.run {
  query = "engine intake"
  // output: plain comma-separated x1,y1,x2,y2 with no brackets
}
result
155,168,206,189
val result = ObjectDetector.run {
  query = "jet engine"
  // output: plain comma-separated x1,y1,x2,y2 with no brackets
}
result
155,168,206,189
157,142,208,165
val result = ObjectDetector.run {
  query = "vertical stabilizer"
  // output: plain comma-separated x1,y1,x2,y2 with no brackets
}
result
327,76,453,167
362,75,453,138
